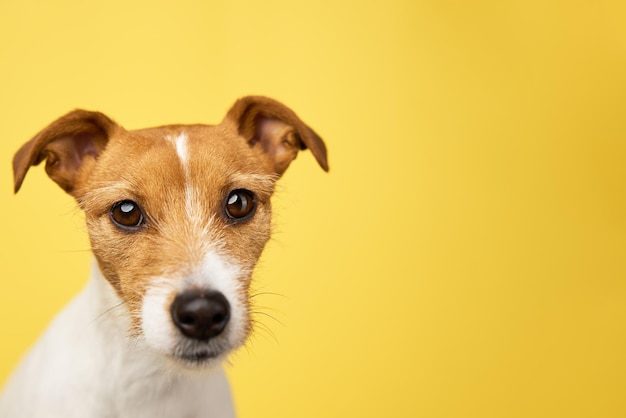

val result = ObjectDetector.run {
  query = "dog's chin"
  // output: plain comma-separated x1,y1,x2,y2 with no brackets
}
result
169,348,229,371
150,337,238,373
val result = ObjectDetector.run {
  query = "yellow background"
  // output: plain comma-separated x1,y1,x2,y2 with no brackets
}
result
1,1,625,417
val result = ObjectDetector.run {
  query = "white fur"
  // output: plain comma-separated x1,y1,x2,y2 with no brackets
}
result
174,132,189,167
0,263,236,418
171,132,204,230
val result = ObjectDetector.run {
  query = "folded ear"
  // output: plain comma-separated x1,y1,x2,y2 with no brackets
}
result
13,110,117,196
223,96,329,175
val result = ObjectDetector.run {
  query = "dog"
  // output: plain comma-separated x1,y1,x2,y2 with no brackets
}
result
0,96,328,417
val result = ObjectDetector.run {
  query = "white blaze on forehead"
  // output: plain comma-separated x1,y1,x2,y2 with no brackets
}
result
174,133,189,167
167,132,204,231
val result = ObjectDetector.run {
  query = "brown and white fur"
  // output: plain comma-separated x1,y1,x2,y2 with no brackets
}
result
0,96,328,417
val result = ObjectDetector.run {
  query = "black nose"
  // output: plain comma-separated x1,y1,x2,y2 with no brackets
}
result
170,291,231,340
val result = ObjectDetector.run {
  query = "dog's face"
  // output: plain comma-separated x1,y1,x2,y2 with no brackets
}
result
80,125,277,367
13,97,328,369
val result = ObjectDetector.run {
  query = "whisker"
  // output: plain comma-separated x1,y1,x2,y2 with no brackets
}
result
250,320,279,344
251,311,285,327
249,291,287,299
249,304,284,315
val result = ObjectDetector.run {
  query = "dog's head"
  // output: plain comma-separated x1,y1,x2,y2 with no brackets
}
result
13,96,328,368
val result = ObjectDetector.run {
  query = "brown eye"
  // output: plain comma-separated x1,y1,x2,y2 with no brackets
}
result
225,189,256,221
110,200,144,229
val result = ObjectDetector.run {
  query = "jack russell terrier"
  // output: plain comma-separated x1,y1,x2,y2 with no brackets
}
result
0,96,328,417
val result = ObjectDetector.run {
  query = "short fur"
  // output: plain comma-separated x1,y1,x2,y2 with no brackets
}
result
0,96,328,417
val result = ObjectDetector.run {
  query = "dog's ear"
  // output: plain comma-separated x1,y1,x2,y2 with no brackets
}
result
13,110,117,195
223,96,329,175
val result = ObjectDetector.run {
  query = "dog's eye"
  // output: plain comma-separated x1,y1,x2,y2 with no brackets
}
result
110,200,144,229
225,189,256,221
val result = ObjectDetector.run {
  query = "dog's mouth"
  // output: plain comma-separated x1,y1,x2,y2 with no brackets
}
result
177,350,218,364
169,339,232,367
